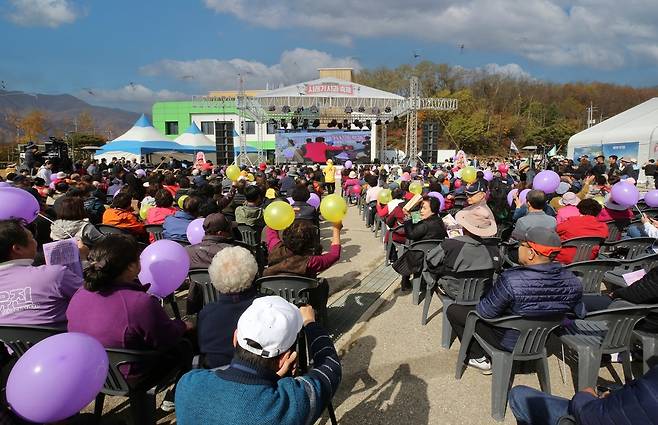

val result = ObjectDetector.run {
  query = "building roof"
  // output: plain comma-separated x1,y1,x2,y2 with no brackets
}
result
569,97,658,146
256,77,404,100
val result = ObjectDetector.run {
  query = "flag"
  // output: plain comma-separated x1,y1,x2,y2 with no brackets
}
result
547,145,557,157
510,141,519,152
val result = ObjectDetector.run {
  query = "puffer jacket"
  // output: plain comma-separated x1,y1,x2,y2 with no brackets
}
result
50,219,105,245
476,262,583,350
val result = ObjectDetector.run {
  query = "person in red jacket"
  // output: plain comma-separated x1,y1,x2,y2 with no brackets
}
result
556,198,609,264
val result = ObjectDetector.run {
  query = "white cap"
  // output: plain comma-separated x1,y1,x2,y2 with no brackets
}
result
236,296,303,358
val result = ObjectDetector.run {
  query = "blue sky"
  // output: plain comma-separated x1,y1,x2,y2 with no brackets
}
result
2,0,658,112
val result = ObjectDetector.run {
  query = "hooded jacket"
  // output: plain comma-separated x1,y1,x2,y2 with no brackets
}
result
235,205,264,227
50,219,105,246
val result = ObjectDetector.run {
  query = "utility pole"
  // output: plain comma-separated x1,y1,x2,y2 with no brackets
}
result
586,102,598,129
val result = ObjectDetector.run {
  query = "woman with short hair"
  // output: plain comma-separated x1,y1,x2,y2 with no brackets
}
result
50,196,105,245
197,246,259,368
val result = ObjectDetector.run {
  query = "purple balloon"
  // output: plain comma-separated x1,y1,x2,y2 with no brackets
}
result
135,169,146,178
611,181,639,208
0,187,40,223
533,170,560,193
138,240,191,298
483,170,494,182
7,333,108,423
507,189,519,207
308,193,320,209
520,188,531,205
427,191,445,211
186,218,205,245
645,190,658,208
344,160,353,169
0,182,10,187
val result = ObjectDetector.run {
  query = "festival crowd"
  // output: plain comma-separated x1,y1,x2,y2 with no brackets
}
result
0,146,656,425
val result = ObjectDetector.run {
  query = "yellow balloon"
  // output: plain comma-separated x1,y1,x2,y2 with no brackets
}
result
593,195,605,205
226,164,241,181
177,195,189,209
378,188,392,204
139,203,153,220
409,181,423,195
247,173,255,182
320,194,347,223
462,166,477,184
264,201,295,230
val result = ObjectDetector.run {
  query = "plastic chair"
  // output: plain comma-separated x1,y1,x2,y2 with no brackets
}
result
188,268,217,306
602,253,658,289
565,259,621,295
559,304,650,390
430,272,495,349
455,312,562,421
604,220,630,242
601,237,655,260
405,239,443,305
256,275,326,325
631,305,658,376
97,224,131,235
557,416,577,425
561,236,605,263
385,225,406,262
237,224,262,247
95,347,186,425
144,224,164,241
0,324,64,357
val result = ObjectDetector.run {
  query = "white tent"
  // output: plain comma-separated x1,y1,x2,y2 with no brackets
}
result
257,77,405,101
173,122,217,163
568,98,658,177
94,114,214,162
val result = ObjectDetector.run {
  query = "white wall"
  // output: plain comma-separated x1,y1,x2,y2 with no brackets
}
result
190,113,270,144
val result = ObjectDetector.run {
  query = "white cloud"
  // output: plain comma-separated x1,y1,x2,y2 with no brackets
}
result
481,63,531,80
139,48,362,90
78,84,187,112
203,0,658,68
6,0,78,27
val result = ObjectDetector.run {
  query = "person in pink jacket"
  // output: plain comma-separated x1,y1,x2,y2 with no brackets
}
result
146,189,178,225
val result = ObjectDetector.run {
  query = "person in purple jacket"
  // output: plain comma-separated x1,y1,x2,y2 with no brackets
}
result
66,234,193,412
0,219,84,327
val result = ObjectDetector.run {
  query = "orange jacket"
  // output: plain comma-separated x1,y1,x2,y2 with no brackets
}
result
102,208,145,235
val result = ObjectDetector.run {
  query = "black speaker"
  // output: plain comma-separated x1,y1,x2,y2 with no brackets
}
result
421,122,442,163
215,121,235,165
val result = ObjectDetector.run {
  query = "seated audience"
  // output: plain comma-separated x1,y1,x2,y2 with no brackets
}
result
447,227,582,373
0,219,84,326
513,190,557,234
555,192,581,224
145,189,178,225
102,192,145,236
197,246,258,368
175,297,341,425
289,185,319,223
556,199,609,264
509,366,658,425
235,185,265,228
163,195,201,243
403,196,448,241
50,196,105,246
423,204,500,299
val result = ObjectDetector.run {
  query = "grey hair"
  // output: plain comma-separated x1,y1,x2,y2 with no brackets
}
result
208,246,258,294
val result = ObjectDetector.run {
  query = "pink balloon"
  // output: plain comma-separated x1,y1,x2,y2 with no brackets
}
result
351,184,361,195
520,188,531,205
138,240,190,298
186,218,205,245
7,333,108,423
644,190,658,208
344,160,353,169
483,170,494,182
0,187,40,223
533,170,560,193
498,164,509,174
308,193,320,209
427,191,445,211
611,181,639,208
507,189,518,207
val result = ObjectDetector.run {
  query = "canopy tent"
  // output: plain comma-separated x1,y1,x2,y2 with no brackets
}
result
94,114,214,162
568,98,658,181
174,122,215,147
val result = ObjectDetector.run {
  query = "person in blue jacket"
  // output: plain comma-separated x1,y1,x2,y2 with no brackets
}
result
175,296,342,425
447,227,583,373
509,366,658,425
163,195,201,243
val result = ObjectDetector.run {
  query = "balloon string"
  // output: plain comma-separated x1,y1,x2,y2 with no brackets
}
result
38,213,74,239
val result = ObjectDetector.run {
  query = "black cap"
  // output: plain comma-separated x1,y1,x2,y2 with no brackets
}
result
464,180,487,196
